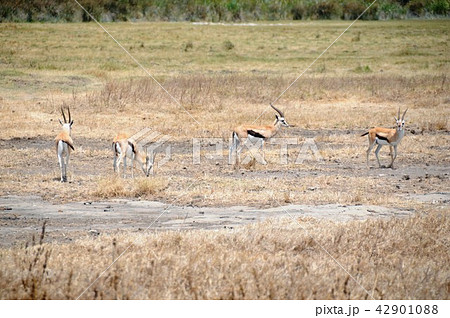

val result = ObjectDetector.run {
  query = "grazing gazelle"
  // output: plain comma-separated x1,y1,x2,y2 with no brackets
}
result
112,133,154,178
361,108,408,169
229,103,290,168
55,106,74,182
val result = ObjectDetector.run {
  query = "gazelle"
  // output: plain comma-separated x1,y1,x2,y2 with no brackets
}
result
55,106,74,182
112,133,154,178
361,108,408,169
229,104,290,168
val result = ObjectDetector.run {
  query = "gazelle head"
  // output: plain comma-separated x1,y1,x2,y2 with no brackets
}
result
271,103,290,127
394,108,408,131
137,149,153,177
59,106,73,133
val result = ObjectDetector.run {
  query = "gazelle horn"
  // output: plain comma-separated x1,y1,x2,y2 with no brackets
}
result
68,106,71,123
397,107,400,119
270,103,284,118
61,106,67,123
402,108,408,120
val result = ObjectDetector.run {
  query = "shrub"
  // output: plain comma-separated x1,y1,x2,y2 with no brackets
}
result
428,0,450,15
407,0,428,16
342,0,367,20
291,2,306,20
308,0,342,20
182,41,194,52
223,40,235,51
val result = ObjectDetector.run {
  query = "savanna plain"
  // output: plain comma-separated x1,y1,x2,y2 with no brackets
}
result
0,20,449,299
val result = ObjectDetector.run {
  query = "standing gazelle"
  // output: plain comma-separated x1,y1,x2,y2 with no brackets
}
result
361,108,408,169
229,104,290,168
55,106,74,182
112,133,154,178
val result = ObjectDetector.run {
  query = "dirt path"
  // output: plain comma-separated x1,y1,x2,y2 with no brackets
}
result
0,194,432,247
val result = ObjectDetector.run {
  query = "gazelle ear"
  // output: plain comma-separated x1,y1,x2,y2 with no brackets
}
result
394,117,398,122
70,120,74,126
59,119,64,126
275,114,279,120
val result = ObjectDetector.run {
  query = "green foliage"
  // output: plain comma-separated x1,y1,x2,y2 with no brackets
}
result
223,39,235,50
354,64,372,73
308,1,342,20
428,0,450,15
0,0,448,23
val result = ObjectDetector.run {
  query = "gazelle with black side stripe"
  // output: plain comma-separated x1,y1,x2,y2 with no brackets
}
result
361,108,408,169
112,133,154,178
229,104,290,169
55,106,74,182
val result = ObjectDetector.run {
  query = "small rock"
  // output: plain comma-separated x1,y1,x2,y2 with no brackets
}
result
88,230,100,237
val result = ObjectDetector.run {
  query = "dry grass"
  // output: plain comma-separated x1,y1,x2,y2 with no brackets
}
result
1,74,448,140
93,176,168,199
0,20,449,141
0,212,448,299
0,21,449,300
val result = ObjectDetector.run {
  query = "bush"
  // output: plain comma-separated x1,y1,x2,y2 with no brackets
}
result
182,41,194,52
0,0,448,22
342,0,367,20
308,1,342,20
407,0,428,16
428,0,450,15
223,40,235,51
379,1,407,19
290,2,306,20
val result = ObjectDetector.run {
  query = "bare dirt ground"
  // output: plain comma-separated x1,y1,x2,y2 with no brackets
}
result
0,195,418,248
1,130,448,248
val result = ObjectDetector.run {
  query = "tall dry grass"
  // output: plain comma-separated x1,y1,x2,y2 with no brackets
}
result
2,73,446,141
0,212,447,299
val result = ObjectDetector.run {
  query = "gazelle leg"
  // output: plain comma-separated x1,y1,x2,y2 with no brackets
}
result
131,156,134,179
116,154,123,176
123,155,127,178
150,152,155,175
62,161,66,182
390,145,398,169
65,152,70,182
57,142,66,182
366,141,376,168
228,143,235,165
235,141,244,170
58,154,64,182
374,144,383,168
260,139,267,165
388,145,394,168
